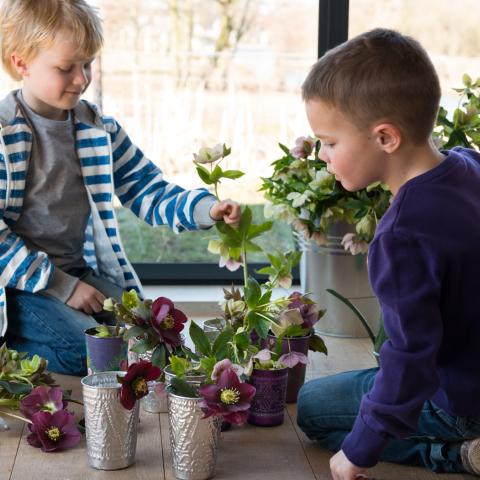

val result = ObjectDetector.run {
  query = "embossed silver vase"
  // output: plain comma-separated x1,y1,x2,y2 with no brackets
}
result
81,371,140,470
167,390,221,480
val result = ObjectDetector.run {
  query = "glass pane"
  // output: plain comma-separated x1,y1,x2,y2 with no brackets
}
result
349,0,480,112
95,0,318,262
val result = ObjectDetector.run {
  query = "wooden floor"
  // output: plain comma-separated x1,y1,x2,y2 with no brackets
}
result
0,334,472,480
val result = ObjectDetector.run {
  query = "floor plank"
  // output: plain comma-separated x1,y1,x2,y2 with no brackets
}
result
161,410,316,480
0,415,24,480
8,374,165,480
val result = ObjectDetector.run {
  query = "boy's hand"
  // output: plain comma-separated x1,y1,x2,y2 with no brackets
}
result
210,199,241,227
330,450,368,480
67,280,106,315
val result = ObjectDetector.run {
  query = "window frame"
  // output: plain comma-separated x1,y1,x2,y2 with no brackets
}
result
133,0,350,285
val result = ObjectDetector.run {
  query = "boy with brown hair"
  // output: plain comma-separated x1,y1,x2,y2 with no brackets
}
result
297,28,480,479
0,0,239,375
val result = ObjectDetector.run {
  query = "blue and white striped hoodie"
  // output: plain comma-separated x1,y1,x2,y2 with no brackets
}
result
0,91,216,336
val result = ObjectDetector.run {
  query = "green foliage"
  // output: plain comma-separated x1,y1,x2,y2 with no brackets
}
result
0,344,55,410
435,74,480,150
261,139,391,246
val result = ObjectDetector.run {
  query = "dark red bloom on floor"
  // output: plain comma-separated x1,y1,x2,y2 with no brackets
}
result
151,297,187,348
27,410,81,452
20,386,67,420
118,360,162,410
199,360,256,425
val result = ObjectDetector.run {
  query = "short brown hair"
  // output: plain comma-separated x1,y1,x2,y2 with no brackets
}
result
0,0,103,81
302,28,441,144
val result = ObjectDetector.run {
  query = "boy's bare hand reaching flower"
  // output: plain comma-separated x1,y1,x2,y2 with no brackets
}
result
210,200,241,227
67,281,106,315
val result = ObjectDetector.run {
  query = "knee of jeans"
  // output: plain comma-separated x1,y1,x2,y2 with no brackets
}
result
52,343,88,376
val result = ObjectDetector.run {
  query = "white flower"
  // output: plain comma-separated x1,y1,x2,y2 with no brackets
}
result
341,233,369,255
193,143,225,164
287,190,314,208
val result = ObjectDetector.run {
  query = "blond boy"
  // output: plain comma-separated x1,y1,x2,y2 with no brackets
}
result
297,29,480,478
0,0,239,375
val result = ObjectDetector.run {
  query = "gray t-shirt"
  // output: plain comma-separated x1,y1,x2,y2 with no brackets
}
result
12,91,91,300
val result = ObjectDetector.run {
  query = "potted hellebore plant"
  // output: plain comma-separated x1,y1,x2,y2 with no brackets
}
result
84,321,127,375
165,320,255,480
267,291,327,402
102,291,188,413
260,137,391,337
81,359,161,470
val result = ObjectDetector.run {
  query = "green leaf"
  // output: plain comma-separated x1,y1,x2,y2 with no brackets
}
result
232,330,250,350
196,165,213,185
210,164,223,183
244,240,262,253
309,334,328,354
151,344,167,370
199,356,217,378
245,311,270,339
212,325,233,359
189,321,212,357
169,377,198,398
124,325,145,340
278,143,291,155
238,206,252,235
0,380,32,395
94,325,111,338
221,169,245,180
129,339,151,354
247,221,273,239
170,356,191,377
255,266,274,275
244,277,262,308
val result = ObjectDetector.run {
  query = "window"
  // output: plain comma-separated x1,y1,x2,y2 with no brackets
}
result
349,0,480,112
93,0,322,282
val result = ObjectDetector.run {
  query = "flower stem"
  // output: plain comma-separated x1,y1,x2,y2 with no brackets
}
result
0,409,32,424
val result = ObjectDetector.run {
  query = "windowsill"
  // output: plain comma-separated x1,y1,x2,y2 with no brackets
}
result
143,284,301,318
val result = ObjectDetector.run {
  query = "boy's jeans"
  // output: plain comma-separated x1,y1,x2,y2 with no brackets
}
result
3,271,124,376
297,368,480,473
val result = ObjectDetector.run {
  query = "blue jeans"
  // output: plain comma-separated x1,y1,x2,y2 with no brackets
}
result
297,368,480,473
3,271,124,376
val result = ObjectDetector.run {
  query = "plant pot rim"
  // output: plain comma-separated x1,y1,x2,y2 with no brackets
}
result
252,366,288,374
166,386,201,401
267,331,312,340
84,326,124,339
81,370,126,389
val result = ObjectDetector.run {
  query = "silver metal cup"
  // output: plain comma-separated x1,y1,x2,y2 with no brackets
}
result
141,380,168,413
167,391,221,480
81,371,140,470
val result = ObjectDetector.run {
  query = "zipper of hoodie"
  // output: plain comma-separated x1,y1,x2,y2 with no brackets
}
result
0,125,11,210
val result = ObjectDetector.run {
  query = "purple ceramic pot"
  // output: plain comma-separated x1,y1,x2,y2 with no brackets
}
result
85,327,128,374
247,367,288,427
267,333,311,403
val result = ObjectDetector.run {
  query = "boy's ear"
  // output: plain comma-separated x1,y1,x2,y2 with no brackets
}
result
10,52,29,78
372,123,402,154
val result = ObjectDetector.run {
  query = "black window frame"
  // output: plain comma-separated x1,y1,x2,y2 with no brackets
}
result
134,0,349,285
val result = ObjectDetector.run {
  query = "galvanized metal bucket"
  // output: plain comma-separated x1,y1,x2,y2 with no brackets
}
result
81,371,140,470
297,223,380,337
167,391,221,480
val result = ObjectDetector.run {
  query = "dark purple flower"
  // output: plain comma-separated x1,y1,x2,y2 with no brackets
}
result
20,386,67,420
199,360,256,425
27,410,81,452
151,297,187,348
118,360,162,410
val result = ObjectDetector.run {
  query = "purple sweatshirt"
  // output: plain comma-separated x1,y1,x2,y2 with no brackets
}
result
341,147,480,468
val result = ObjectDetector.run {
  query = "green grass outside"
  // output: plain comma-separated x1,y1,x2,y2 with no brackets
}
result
116,204,295,263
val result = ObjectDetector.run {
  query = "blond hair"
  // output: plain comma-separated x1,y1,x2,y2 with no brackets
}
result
302,29,441,144
0,0,103,80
